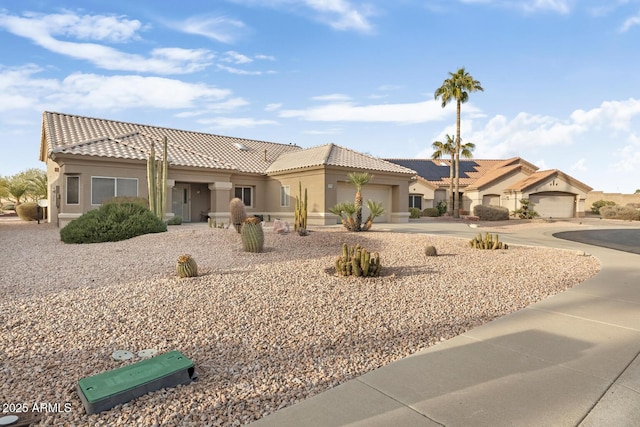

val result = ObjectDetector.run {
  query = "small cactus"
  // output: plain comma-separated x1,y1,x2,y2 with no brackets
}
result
176,254,198,278
335,243,382,277
469,232,508,250
229,197,247,233
424,245,438,257
241,219,264,253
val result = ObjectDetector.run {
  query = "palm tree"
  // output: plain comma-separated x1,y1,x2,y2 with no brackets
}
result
431,135,455,216
347,172,372,231
361,200,385,231
432,136,476,216
435,67,483,217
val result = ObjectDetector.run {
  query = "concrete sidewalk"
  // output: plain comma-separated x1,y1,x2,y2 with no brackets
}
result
250,219,640,426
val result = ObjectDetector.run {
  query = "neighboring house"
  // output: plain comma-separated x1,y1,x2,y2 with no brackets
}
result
387,157,593,218
39,112,416,227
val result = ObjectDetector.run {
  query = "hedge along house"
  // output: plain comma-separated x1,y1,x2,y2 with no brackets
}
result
387,157,593,218
39,112,416,228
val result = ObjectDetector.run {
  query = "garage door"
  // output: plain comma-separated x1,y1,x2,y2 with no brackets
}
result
529,193,575,218
336,183,391,223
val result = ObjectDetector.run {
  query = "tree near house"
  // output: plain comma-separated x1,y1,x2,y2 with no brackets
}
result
434,67,483,218
431,135,476,216
348,171,372,231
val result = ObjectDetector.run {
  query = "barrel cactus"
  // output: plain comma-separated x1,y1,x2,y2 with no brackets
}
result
334,243,382,277
229,197,247,233
176,254,198,278
241,220,264,253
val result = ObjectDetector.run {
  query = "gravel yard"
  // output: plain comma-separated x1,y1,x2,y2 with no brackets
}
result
0,220,600,426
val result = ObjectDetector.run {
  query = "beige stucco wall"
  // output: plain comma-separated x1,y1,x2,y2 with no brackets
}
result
264,167,326,224
586,191,640,210
409,180,436,209
465,170,531,214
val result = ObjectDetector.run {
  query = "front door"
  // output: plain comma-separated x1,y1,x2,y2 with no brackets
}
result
172,184,191,222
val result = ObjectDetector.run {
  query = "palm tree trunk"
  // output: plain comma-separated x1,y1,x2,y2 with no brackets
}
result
355,190,362,231
448,153,454,216
454,100,461,218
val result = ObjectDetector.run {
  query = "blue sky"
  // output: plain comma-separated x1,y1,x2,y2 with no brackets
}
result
1,0,639,193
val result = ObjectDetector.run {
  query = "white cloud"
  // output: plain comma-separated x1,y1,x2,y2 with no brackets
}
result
174,15,248,43
216,64,275,75
0,11,213,74
228,0,375,32
279,98,464,124
620,11,640,32
255,54,276,61
534,159,549,170
221,50,253,64
458,0,574,13
197,117,278,128
571,158,587,172
0,65,231,112
312,93,352,101
265,103,282,111
614,132,640,172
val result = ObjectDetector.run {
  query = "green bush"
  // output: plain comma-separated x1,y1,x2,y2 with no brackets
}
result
600,205,640,221
166,216,183,225
409,207,422,218
60,202,167,243
104,196,149,208
591,200,616,214
473,205,509,221
436,201,447,216
15,202,39,221
422,208,440,217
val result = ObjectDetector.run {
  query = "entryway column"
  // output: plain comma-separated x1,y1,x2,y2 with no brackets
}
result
165,179,175,220
208,181,233,223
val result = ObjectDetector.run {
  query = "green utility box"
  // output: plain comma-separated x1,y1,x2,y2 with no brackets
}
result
77,350,196,414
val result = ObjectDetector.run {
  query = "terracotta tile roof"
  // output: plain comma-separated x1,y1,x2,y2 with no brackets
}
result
507,169,593,192
41,111,301,174
266,143,416,175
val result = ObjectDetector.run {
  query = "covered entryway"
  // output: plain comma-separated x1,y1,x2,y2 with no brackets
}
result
172,183,191,222
529,192,575,218
336,183,391,223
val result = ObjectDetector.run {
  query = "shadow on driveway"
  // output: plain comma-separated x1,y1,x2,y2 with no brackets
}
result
553,229,640,255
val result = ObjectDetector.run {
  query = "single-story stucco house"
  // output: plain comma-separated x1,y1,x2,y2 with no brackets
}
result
39,112,416,227
386,157,593,218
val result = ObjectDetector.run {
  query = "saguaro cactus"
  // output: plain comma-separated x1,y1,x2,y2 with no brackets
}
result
147,136,168,220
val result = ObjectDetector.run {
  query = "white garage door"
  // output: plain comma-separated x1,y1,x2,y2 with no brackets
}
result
336,183,391,223
529,193,575,218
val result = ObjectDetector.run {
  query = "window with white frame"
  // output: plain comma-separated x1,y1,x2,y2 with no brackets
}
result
234,186,253,207
66,176,79,205
91,177,138,205
409,194,422,210
280,185,290,207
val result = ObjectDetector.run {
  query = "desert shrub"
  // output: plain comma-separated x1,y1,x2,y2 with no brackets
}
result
166,216,183,225
422,208,440,217
424,245,438,257
514,199,539,219
473,205,509,221
409,207,422,218
600,205,640,221
104,196,149,208
591,200,616,214
436,200,447,216
60,202,167,243
15,202,39,221
626,203,640,209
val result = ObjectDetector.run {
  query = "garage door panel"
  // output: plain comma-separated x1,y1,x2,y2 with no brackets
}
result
337,183,390,223
530,193,574,218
